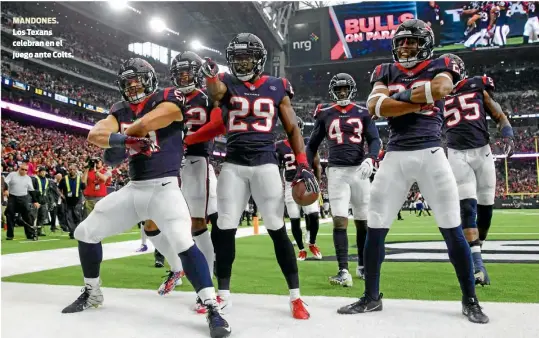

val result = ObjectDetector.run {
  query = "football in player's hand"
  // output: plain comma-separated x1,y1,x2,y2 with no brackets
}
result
292,181,319,206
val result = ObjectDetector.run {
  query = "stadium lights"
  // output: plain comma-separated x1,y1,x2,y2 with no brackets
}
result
108,0,128,10
191,40,202,50
149,17,166,33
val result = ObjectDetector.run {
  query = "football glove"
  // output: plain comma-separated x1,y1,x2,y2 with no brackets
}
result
200,57,219,78
357,158,374,180
292,163,320,194
503,137,514,158
125,136,159,157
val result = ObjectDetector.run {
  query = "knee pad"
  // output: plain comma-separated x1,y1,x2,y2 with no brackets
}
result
476,191,495,206
353,205,368,221
367,210,387,229
459,199,478,230
264,216,285,231
457,182,477,201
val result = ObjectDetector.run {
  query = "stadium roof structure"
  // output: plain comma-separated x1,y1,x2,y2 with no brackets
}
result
59,1,287,60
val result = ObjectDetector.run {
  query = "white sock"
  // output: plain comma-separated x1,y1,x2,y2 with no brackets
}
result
140,226,147,246
198,287,217,303
84,277,100,288
218,289,231,299
289,288,300,301
147,232,183,272
194,230,215,278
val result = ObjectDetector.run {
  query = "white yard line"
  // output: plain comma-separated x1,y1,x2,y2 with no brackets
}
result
1,218,334,278
2,282,538,338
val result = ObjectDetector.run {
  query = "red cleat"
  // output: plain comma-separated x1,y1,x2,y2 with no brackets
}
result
297,249,307,261
291,298,310,319
308,244,322,260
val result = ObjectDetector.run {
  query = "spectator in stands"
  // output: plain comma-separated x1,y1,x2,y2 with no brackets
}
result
48,173,65,232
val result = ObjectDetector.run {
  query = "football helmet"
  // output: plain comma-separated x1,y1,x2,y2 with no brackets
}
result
440,53,467,80
392,19,434,68
117,58,158,104
226,33,267,82
170,51,204,94
329,73,357,106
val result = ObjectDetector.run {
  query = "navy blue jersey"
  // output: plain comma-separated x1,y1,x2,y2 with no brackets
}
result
110,88,185,181
496,2,511,25
477,7,491,29
219,72,293,166
444,76,494,150
183,88,213,157
308,102,379,167
370,57,462,151
275,137,309,182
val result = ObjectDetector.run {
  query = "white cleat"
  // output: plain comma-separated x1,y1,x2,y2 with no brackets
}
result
356,266,365,280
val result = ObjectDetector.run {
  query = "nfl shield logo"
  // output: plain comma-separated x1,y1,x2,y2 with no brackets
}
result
250,85,256,91
407,71,414,76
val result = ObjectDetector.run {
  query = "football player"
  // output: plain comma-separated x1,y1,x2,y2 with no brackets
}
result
307,73,381,286
492,2,512,46
61,58,230,338
442,53,514,286
523,1,539,43
465,2,497,47
171,51,220,313
184,33,318,320
337,19,489,324
276,117,323,261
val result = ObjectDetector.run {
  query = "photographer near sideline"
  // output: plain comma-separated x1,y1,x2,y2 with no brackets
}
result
82,158,112,218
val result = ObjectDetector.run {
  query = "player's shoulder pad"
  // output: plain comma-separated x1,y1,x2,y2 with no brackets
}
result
481,75,495,91
434,57,462,84
313,103,332,119
279,77,294,100
109,100,129,116
159,87,186,109
370,63,391,86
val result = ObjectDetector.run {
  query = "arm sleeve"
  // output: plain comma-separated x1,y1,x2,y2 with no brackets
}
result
185,107,226,144
306,118,326,167
364,115,381,159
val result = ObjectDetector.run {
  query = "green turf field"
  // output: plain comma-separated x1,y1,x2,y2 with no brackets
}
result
2,210,539,303
434,36,522,51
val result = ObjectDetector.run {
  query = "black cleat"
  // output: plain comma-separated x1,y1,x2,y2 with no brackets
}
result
337,293,383,314
462,297,489,324
154,249,165,268
62,285,103,313
205,302,231,338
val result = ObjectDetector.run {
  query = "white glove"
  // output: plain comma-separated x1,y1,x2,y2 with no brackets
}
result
357,158,374,180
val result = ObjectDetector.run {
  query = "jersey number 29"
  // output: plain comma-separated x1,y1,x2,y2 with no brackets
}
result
228,97,275,132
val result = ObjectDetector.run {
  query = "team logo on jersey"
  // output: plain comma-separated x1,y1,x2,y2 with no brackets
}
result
320,240,539,263
250,85,256,91
270,86,277,91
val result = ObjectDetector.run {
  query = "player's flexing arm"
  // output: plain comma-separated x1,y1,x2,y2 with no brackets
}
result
280,96,319,193
390,70,455,105
357,115,382,179
124,101,184,137
87,114,152,158
200,58,227,102
483,87,515,157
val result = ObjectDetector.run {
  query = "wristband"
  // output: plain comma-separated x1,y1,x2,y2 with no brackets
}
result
424,81,434,104
501,125,514,138
108,133,127,148
391,88,413,103
296,153,308,166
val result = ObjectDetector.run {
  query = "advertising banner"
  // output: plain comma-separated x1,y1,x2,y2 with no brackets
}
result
328,1,530,61
494,196,539,209
288,22,322,66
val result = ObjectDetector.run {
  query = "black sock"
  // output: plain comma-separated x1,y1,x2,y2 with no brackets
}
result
208,212,218,230
477,205,493,242
268,226,299,289
78,241,102,278
333,228,349,271
439,227,476,299
178,244,213,292
355,220,368,266
524,36,529,44
211,225,237,290
290,218,304,250
364,228,388,300
304,214,311,232
307,213,319,244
